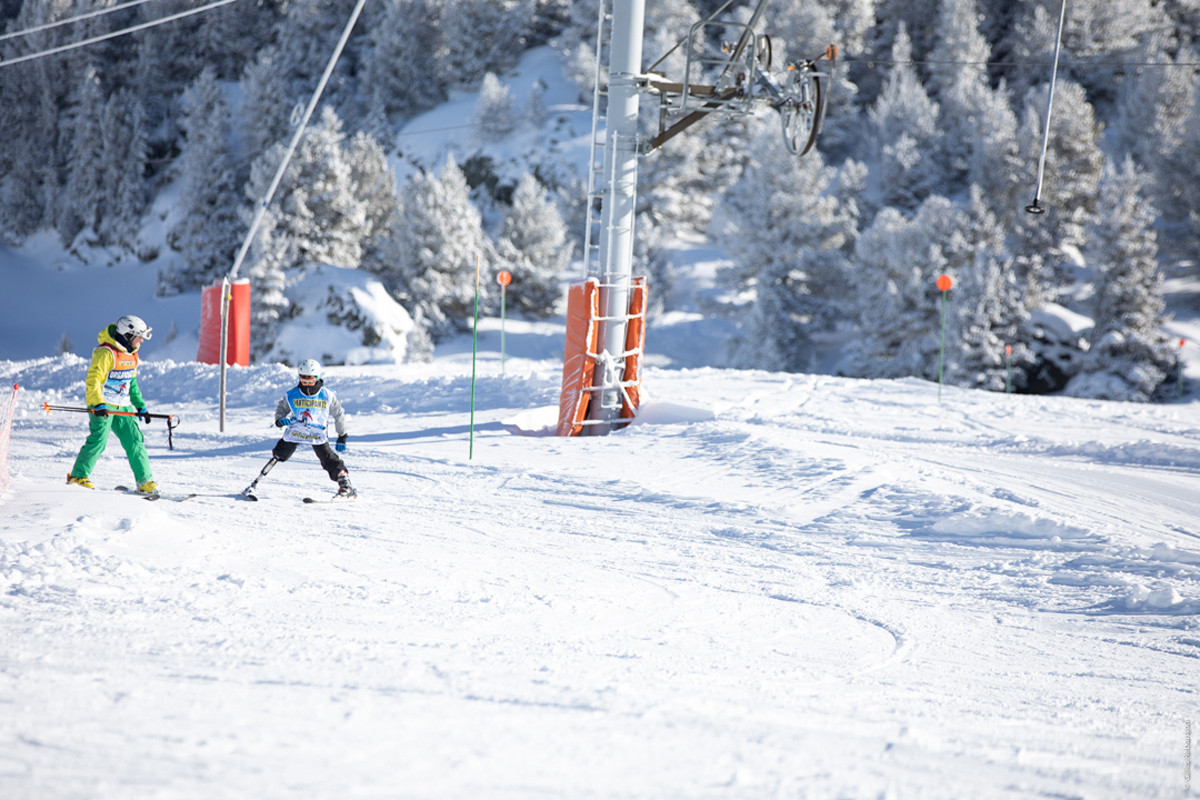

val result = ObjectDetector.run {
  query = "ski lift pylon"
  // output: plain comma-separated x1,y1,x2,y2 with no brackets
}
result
641,0,835,157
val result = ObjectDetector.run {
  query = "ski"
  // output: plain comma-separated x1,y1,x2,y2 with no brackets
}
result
115,485,197,502
303,494,357,504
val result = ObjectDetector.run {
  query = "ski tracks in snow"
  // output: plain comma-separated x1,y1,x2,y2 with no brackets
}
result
2,363,1199,797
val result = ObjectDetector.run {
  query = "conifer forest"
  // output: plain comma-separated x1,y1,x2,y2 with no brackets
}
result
1,0,1196,401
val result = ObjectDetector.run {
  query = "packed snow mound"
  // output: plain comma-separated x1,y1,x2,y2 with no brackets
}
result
270,264,420,366
2,343,1199,799
924,509,1093,546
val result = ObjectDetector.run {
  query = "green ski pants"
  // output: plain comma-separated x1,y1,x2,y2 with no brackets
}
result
70,406,153,485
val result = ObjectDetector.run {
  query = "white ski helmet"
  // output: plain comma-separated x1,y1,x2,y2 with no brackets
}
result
116,314,152,340
297,359,322,381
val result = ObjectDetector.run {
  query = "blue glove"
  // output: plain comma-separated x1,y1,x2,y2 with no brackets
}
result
336,434,348,453
275,417,292,428
91,403,109,418
137,407,151,424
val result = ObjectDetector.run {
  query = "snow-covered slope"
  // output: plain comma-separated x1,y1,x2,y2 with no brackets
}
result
1,336,1197,798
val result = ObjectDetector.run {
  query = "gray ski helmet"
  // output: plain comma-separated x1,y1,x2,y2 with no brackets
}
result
116,314,152,340
297,359,322,382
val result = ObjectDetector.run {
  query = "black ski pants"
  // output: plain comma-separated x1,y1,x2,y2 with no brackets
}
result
272,439,347,482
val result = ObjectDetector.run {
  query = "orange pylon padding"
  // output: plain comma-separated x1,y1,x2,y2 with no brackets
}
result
557,277,649,436
619,276,647,421
556,278,600,436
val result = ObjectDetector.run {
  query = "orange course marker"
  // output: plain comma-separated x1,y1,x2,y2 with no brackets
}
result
937,274,953,291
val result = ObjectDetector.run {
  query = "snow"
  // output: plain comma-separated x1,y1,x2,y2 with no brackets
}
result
0,37,1196,800
2,307,1199,797
393,47,593,188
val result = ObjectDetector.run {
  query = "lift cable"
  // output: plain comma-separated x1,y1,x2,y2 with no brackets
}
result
0,0,240,70
0,0,176,45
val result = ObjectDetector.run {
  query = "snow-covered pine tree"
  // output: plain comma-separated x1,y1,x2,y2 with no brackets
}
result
1113,36,1187,172
59,66,107,245
473,72,520,143
867,25,944,212
945,187,1037,391
1144,45,1200,249
0,0,75,239
237,46,293,171
493,172,572,318
965,80,1024,226
165,67,243,294
637,113,746,241
438,0,532,88
763,0,837,72
639,0,699,86
927,0,995,193
717,120,858,370
1067,156,1176,402
840,195,966,380
348,129,402,274
994,1,1063,104
271,0,361,116
739,248,848,373
243,206,293,362
387,155,490,342
1054,0,1171,104
243,106,371,272
1010,79,1104,304
130,2,206,131
99,89,148,249
0,55,56,238
194,0,285,82
362,0,446,118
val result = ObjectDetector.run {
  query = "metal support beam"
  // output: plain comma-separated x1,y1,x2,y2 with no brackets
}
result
586,0,645,434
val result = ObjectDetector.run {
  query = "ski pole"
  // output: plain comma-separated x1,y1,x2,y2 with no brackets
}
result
44,402,181,450
43,402,174,420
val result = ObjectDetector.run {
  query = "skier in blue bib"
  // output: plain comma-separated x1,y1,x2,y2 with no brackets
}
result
270,359,355,498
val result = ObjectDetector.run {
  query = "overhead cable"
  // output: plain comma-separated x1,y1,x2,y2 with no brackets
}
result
0,0,240,70
840,56,1200,71
0,0,169,45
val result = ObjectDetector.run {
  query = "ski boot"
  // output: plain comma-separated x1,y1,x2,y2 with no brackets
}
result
335,472,357,499
136,480,159,496
66,474,94,488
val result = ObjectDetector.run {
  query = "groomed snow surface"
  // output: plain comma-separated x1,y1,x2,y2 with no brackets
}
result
2,325,1198,799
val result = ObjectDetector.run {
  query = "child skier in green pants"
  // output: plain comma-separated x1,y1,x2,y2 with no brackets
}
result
67,315,158,494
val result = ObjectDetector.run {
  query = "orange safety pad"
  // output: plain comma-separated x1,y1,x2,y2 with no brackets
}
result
619,276,648,420
197,279,251,366
556,279,600,436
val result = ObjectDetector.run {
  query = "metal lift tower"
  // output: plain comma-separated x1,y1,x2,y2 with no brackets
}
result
559,0,834,436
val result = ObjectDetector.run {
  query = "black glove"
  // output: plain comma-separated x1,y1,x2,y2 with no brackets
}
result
336,434,348,453
137,407,151,424
91,404,109,418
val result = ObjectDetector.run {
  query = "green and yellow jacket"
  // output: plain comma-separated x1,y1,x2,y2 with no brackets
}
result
85,325,145,409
